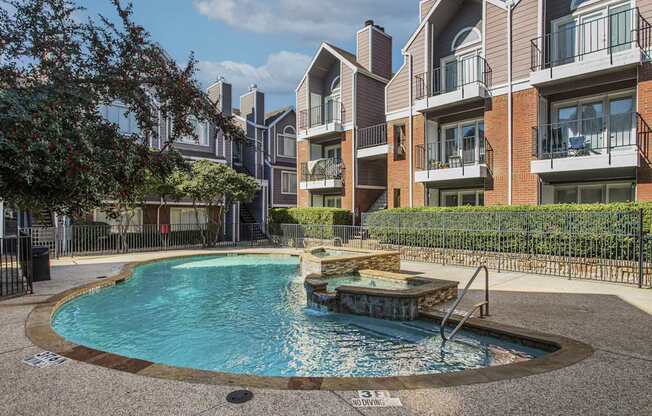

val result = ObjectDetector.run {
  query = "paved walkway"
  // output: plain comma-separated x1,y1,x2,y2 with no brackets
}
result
1,248,651,416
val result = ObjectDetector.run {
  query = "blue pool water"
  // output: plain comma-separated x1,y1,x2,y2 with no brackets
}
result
325,275,413,292
52,255,544,377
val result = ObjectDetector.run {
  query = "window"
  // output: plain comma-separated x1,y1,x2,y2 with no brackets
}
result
393,188,401,208
440,190,484,207
439,119,485,166
324,195,342,208
551,182,634,204
277,126,296,158
393,124,406,161
172,118,210,146
95,208,143,232
170,207,208,230
101,102,141,136
451,27,481,51
281,171,297,195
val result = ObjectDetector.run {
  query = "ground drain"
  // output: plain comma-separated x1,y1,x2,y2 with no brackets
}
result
226,390,253,404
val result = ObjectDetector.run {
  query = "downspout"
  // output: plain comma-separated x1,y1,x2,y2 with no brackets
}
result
352,73,358,224
408,53,414,208
507,0,514,205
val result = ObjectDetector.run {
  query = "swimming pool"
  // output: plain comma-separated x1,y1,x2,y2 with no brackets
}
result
52,255,545,378
325,274,414,292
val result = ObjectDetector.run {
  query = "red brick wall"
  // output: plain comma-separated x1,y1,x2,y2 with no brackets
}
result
412,114,426,207
341,130,354,211
297,140,311,207
511,88,539,205
484,94,509,205
638,63,652,201
387,117,411,208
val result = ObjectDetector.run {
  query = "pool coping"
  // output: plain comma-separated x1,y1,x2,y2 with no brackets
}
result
25,252,594,391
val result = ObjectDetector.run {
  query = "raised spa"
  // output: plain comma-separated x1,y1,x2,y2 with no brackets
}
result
51,255,547,378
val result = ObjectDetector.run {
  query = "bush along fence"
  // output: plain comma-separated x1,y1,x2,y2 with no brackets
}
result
274,209,652,288
0,234,33,299
19,223,271,258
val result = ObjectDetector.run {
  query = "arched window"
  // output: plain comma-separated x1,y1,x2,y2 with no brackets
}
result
283,125,296,136
451,27,482,51
329,76,341,95
570,0,589,10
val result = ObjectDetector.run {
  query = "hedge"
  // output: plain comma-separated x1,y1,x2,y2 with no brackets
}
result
269,208,352,239
360,203,652,260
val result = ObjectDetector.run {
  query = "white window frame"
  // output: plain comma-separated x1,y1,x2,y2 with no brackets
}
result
276,126,297,159
551,1,633,64
324,144,342,160
451,27,482,51
439,118,485,166
171,118,210,147
440,189,485,207
280,171,297,195
170,207,208,229
94,208,143,232
440,49,481,92
324,195,342,208
552,180,635,204
101,102,141,136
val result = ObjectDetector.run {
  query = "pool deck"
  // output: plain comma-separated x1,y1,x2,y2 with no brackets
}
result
1,248,651,415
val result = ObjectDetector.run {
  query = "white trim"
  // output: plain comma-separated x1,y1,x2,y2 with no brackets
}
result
451,27,482,51
184,156,227,163
233,114,267,130
269,164,297,171
408,54,414,208
507,0,513,205
266,108,294,129
280,171,298,195
386,107,411,121
276,133,297,159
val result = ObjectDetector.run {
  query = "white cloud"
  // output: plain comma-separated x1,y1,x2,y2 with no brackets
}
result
197,50,311,102
192,0,416,42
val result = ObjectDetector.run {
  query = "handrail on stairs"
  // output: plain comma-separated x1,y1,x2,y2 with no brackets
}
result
440,265,489,343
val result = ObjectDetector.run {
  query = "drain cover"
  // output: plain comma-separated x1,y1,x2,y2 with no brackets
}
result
226,390,253,404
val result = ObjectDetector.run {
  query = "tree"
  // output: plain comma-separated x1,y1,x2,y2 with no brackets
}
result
0,0,246,217
178,161,260,246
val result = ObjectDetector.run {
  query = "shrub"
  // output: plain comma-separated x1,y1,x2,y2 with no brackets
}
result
269,208,352,239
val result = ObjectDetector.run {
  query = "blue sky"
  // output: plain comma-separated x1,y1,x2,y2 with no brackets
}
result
79,0,422,112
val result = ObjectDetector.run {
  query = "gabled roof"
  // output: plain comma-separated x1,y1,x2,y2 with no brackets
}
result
264,106,294,127
295,42,389,92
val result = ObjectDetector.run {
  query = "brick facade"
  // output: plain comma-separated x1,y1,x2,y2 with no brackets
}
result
387,117,411,208
637,63,652,202
511,88,539,205
484,94,509,205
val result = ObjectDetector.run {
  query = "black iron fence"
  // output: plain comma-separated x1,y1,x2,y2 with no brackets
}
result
275,210,652,288
357,123,388,149
415,137,494,174
1,235,33,299
413,55,492,101
531,7,652,72
300,158,344,183
19,223,271,258
299,100,343,130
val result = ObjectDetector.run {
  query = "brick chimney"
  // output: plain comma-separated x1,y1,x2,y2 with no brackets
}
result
356,20,392,80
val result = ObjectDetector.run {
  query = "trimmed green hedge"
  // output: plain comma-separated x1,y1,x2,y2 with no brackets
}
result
269,208,352,227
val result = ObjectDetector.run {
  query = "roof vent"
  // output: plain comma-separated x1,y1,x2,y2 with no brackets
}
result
365,19,374,27
217,76,226,82
375,25,385,32
249,84,258,91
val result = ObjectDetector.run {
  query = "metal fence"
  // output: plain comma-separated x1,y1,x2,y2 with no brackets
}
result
1,235,33,299
19,223,271,258
275,210,652,288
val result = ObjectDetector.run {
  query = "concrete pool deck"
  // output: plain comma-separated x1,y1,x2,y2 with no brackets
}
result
1,248,651,415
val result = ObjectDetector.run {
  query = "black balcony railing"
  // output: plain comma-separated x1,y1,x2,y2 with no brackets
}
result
300,158,344,183
357,123,388,149
298,100,343,130
531,7,651,72
413,56,492,101
415,137,493,176
531,112,649,164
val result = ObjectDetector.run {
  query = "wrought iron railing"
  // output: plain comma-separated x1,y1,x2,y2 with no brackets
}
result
300,158,344,183
298,100,343,130
415,137,493,175
413,55,492,101
531,7,651,72
0,235,32,299
531,112,649,163
357,123,388,149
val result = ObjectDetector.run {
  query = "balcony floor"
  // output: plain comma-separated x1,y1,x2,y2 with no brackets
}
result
531,148,639,177
415,163,488,184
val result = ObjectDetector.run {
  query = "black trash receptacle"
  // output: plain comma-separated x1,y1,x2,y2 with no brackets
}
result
32,246,51,282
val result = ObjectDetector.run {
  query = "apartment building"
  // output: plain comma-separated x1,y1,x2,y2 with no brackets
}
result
384,0,652,208
296,21,392,221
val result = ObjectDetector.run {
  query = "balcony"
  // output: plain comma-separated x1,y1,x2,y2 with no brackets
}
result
531,112,648,178
412,55,491,113
414,137,493,184
357,123,388,158
298,101,344,140
530,7,651,86
299,158,345,190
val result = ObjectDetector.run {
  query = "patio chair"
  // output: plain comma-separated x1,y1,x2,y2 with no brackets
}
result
567,136,590,157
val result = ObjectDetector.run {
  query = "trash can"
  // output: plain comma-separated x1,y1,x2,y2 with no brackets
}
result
32,246,51,282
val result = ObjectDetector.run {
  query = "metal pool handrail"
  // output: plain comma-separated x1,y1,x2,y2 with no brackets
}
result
440,265,489,343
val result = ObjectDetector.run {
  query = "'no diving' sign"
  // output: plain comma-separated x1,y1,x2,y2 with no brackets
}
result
351,391,403,408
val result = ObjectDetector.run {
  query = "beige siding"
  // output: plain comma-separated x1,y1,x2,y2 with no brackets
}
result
641,0,652,22
420,0,436,21
296,78,307,122
432,0,482,65
357,28,371,71
409,28,427,77
356,74,386,128
486,2,507,86
512,0,539,80
341,63,353,125
386,63,410,113
371,30,393,80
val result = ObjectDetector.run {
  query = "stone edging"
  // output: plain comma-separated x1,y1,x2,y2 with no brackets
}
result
25,251,594,391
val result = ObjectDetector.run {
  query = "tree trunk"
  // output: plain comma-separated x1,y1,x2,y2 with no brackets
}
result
193,201,206,248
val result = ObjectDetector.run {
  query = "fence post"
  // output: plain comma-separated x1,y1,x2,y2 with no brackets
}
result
638,208,644,289
497,213,502,273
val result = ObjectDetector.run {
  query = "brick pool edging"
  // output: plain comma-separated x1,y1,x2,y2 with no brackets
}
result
25,251,594,391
